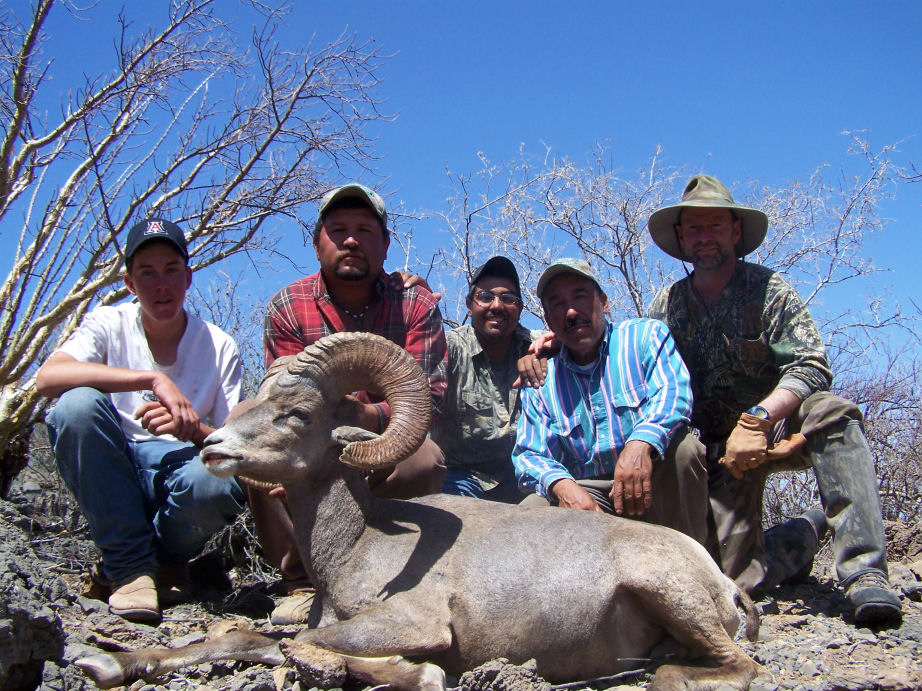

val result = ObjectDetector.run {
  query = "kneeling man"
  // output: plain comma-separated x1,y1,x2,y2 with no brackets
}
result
513,259,707,543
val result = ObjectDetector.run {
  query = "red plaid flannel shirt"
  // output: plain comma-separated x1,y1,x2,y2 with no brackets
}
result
263,272,447,419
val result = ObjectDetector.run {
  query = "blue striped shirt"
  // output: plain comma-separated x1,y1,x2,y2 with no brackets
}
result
512,318,693,497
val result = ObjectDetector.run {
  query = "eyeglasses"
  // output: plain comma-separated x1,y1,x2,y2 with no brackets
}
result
472,290,521,307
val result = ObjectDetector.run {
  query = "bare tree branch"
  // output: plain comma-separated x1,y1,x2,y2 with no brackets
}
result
0,0,390,489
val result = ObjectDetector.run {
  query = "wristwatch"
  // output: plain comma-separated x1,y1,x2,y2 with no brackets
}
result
746,405,771,421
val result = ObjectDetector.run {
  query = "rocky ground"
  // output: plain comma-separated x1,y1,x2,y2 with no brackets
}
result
3,472,922,691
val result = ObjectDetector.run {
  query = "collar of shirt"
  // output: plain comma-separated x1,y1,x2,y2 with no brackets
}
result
558,320,613,372
467,323,535,362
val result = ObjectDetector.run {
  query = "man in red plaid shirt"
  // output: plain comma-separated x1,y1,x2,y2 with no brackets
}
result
249,183,448,624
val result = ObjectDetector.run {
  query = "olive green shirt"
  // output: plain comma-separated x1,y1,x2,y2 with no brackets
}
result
431,323,538,482
646,261,832,440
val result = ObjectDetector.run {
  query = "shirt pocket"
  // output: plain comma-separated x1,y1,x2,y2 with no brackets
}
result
459,390,497,439
610,383,646,432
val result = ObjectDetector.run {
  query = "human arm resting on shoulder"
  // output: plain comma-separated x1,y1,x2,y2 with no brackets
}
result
389,270,441,302
36,352,202,442
514,331,559,389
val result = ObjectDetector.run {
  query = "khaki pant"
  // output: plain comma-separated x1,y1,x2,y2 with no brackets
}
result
705,391,887,592
246,438,446,592
521,427,709,546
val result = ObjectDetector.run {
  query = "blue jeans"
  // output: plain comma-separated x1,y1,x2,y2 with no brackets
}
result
442,465,524,504
45,387,245,584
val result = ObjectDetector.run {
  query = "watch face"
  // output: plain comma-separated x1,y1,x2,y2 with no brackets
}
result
748,405,770,420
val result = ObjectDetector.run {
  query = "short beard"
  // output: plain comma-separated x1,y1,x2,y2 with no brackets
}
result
334,265,369,281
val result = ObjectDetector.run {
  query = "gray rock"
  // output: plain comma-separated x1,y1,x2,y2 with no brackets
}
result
0,500,67,690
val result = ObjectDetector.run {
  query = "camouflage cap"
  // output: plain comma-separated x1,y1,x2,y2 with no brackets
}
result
536,258,602,300
319,183,387,230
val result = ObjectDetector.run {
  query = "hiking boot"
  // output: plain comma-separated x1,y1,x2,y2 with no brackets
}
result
109,573,160,623
781,508,828,585
157,562,192,606
270,589,316,625
846,571,902,625
763,507,828,589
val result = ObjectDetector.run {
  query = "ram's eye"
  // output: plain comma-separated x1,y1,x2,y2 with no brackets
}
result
288,408,312,423
272,408,311,427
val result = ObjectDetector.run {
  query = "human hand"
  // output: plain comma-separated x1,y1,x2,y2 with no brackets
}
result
337,394,382,433
389,270,441,302
551,478,604,513
719,412,773,479
513,353,548,389
145,374,200,441
610,440,654,516
530,332,560,357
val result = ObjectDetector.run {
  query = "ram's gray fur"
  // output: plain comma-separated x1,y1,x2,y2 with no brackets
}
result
76,332,762,690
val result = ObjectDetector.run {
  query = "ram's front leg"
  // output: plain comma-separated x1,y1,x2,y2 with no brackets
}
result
292,602,452,690
76,628,285,689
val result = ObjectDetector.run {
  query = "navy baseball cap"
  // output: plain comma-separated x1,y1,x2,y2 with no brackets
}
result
125,217,188,262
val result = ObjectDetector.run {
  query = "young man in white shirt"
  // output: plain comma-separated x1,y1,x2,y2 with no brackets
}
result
36,217,245,623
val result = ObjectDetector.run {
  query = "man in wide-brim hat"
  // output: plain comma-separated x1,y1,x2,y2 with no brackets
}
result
646,174,902,626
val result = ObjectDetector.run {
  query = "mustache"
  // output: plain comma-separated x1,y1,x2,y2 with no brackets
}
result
564,315,591,331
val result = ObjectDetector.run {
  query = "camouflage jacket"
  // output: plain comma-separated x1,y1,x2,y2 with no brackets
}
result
430,323,538,481
646,261,832,440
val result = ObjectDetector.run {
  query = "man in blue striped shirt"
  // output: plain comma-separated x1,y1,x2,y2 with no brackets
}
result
513,259,708,543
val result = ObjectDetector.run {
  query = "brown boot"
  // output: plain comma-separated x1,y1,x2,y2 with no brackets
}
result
109,574,160,623
270,589,316,625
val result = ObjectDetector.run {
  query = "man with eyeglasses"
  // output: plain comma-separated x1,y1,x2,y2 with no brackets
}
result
431,256,539,503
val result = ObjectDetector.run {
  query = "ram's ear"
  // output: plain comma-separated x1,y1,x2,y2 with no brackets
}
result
332,426,379,446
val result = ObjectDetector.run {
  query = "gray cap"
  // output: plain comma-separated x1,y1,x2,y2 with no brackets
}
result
536,258,602,300
647,174,768,260
319,183,387,229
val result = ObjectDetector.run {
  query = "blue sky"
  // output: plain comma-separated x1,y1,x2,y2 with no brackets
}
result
6,0,921,336
287,1,920,321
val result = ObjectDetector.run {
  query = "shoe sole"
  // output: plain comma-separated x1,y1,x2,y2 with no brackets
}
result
854,601,903,625
109,605,162,623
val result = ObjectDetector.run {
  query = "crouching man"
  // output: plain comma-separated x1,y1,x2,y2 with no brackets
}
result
645,174,902,624
432,256,539,503
36,218,245,623
250,183,448,624
513,259,708,544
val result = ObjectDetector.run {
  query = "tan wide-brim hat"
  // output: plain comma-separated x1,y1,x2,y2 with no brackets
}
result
647,174,769,261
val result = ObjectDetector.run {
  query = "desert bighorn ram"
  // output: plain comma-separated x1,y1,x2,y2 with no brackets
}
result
76,332,763,690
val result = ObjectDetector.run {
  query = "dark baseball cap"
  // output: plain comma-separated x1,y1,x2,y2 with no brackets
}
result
469,256,521,296
125,217,188,262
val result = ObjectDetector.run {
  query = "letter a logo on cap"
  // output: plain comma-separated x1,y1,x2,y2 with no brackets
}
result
144,221,165,236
